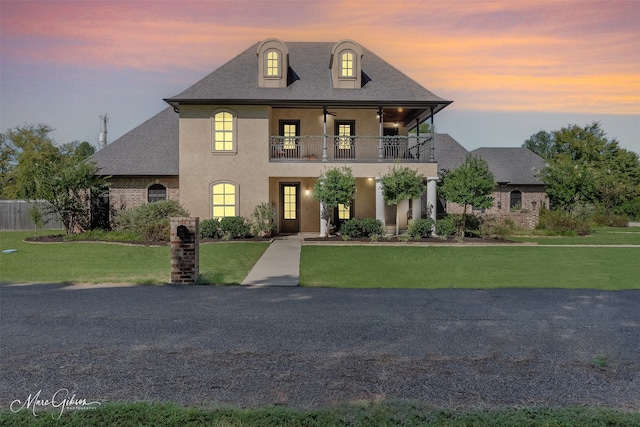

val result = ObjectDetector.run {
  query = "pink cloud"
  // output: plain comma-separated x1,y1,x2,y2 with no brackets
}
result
2,0,638,114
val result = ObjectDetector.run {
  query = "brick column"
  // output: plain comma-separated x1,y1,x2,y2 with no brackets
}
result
170,217,199,284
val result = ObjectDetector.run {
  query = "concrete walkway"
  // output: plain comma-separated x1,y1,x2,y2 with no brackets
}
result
241,234,302,287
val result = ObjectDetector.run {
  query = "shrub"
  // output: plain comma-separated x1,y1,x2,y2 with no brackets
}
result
219,216,251,239
141,220,170,242
250,202,276,237
536,208,593,236
112,200,189,241
340,218,385,238
592,213,629,228
435,216,456,239
200,218,222,239
407,218,434,238
480,217,517,239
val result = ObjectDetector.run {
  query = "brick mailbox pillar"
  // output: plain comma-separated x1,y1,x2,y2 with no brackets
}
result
170,217,199,284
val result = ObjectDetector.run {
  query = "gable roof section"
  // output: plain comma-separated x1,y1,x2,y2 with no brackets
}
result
164,42,451,114
470,147,546,185
91,107,179,176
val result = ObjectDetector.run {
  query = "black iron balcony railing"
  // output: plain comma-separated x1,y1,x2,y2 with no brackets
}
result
269,135,434,162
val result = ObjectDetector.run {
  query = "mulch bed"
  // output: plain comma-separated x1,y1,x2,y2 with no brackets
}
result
25,234,516,245
24,235,272,246
304,235,516,244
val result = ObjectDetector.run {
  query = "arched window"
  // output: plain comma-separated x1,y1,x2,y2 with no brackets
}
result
510,190,522,209
212,182,238,218
148,184,166,203
340,51,354,77
266,49,280,77
212,111,235,152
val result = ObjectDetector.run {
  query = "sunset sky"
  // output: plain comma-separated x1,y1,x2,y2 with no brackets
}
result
1,0,638,153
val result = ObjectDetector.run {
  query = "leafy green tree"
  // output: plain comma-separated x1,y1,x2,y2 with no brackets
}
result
439,155,494,238
527,122,640,217
1,123,106,233
523,130,555,159
34,157,107,234
538,156,596,212
379,164,426,236
313,166,357,237
0,132,18,198
1,124,61,199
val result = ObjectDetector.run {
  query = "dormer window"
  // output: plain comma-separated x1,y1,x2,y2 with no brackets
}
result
340,51,355,78
266,49,280,77
257,39,288,88
331,40,363,89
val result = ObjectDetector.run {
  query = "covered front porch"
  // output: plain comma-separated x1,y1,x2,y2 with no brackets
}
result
268,176,438,235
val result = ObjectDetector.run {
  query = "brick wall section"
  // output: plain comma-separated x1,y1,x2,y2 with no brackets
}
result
444,185,548,229
170,217,199,284
108,177,179,211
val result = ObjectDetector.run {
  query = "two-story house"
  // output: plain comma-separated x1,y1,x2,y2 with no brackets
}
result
93,38,452,234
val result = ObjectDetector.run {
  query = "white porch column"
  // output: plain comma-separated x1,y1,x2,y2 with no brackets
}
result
426,177,438,222
412,197,422,220
319,202,327,237
375,178,386,228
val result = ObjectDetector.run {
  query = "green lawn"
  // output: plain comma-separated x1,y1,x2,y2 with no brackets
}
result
1,401,638,427
510,226,640,245
0,231,268,285
300,245,640,289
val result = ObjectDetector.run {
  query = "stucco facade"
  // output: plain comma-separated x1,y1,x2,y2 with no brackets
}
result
178,104,439,233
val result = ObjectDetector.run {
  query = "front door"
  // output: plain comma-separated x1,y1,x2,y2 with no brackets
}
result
280,183,300,233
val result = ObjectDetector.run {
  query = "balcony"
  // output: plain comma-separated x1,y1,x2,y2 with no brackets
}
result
269,135,434,162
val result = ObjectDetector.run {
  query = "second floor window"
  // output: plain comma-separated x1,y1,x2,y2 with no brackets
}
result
213,111,234,152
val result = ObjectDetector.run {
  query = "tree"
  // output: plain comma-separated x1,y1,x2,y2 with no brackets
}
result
527,122,640,217
379,164,426,236
313,166,356,237
0,132,17,198
34,157,107,234
1,124,61,199
1,123,106,233
523,130,555,159
538,156,596,212
439,155,494,238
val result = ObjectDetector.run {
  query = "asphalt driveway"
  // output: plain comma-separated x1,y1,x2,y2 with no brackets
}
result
1,283,638,409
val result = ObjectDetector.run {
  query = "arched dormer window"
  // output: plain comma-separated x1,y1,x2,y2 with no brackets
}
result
266,49,280,77
340,50,355,78
331,40,363,89
257,39,288,88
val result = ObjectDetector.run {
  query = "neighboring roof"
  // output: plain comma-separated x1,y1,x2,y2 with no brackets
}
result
434,133,469,173
164,41,452,120
470,147,546,185
91,107,179,176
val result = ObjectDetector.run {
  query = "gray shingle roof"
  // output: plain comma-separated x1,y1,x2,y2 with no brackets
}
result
165,42,451,112
434,133,469,173
470,147,546,185
91,107,179,176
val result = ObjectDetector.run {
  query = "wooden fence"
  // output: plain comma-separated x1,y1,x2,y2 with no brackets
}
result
0,200,63,231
